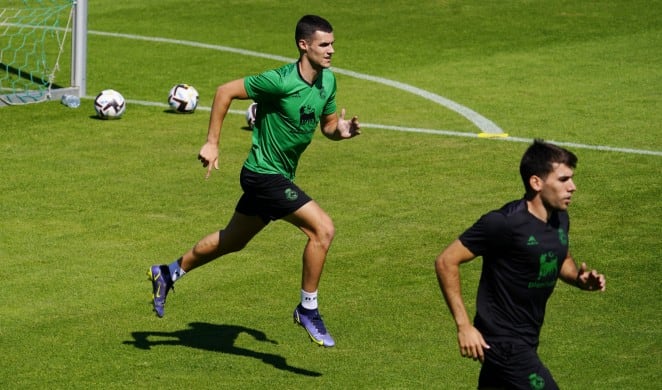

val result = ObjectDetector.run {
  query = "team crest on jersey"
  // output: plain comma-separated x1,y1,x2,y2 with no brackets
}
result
528,251,558,288
299,105,316,127
558,228,568,246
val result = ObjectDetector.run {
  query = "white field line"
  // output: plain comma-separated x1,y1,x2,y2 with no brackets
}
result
126,99,662,157
363,123,662,156
4,24,660,155
5,24,658,156
89,31,660,157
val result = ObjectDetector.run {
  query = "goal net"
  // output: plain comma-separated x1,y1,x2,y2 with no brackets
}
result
0,0,86,106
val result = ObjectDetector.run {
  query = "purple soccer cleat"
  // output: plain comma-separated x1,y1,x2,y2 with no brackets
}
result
293,304,335,347
148,265,173,318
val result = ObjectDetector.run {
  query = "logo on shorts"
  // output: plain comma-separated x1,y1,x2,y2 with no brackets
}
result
284,188,299,201
528,373,545,390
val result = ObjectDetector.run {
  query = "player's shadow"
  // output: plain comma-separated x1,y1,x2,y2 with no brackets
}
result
123,322,321,377
162,109,195,114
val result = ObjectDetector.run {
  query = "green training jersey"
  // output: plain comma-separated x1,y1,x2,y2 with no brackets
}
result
243,61,337,180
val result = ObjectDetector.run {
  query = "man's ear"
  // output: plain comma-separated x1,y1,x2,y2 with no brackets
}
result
529,175,543,192
297,38,308,51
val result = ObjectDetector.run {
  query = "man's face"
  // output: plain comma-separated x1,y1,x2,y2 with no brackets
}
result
301,31,335,69
539,163,577,211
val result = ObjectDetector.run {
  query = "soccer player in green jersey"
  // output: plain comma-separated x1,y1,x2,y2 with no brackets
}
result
435,140,606,389
148,15,360,348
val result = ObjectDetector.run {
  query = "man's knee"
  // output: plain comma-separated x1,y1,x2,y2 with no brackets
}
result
315,217,335,250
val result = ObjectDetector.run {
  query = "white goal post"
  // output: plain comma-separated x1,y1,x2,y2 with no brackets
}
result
0,0,87,106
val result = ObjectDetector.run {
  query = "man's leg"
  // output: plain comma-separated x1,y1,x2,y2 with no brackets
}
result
180,212,267,272
284,201,336,347
149,212,266,317
284,201,335,294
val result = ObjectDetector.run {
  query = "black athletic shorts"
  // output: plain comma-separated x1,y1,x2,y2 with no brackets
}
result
478,341,558,390
235,166,312,224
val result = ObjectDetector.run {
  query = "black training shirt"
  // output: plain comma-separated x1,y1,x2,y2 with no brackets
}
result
459,199,570,346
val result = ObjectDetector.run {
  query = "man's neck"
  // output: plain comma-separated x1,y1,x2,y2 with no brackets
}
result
526,198,551,222
298,59,321,85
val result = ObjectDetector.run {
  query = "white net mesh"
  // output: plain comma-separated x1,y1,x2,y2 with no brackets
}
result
0,0,74,105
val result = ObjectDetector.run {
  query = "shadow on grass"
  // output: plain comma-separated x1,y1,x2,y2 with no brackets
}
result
123,322,322,377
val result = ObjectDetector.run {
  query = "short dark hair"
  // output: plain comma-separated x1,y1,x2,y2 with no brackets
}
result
295,15,333,44
519,139,578,195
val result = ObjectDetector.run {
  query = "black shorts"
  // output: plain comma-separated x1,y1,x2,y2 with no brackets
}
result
235,166,312,224
478,341,558,390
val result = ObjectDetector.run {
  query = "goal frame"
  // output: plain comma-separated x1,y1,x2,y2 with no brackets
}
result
0,0,87,106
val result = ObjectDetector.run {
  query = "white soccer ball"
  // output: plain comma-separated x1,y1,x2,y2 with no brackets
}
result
245,102,258,129
168,83,199,113
94,89,126,119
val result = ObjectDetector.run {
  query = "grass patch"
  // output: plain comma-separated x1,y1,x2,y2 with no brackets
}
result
1,0,660,388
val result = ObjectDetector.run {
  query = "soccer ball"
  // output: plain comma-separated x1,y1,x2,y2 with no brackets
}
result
245,102,258,129
168,83,199,113
94,89,126,119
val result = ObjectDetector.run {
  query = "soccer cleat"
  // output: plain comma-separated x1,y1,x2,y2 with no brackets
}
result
148,265,173,318
293,304,335,347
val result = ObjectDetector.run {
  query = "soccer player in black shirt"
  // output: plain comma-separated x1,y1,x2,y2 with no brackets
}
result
435,139,606,390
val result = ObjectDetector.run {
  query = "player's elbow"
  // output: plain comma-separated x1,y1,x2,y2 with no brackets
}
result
435,242,470,276
435,252,451,277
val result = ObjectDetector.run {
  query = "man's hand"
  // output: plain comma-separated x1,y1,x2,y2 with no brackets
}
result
576,262,606,291
457,323,490,363
197,142,219,179
336,108,360,138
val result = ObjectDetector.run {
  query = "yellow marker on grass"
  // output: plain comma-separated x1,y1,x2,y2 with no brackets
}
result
478,132,509,138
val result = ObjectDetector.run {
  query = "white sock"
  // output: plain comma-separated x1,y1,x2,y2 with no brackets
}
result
301,289,318,310
168,260,186,283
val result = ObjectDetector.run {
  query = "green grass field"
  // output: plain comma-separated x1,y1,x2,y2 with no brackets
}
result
1,0,660,388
